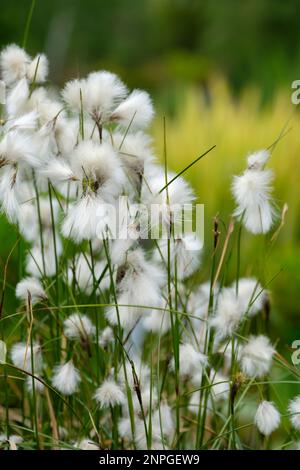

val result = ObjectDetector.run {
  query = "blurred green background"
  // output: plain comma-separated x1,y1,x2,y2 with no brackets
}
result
1,0,300,350
2,0,300,98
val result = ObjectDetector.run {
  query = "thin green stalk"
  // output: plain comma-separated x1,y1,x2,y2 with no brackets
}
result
147,332,153,449
159,145,216,193
162,117,180,446
196,218,218,448
29,319,40,449
32,170,46,276
48,181,60,361
228,336,236,450
22,0,36,49
110,405,119,449
102,238,137,448
89,241,100,386
88,241,101,429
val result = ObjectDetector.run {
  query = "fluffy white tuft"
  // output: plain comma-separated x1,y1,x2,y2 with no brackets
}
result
106,248,165,330
52,360,81,395
155,234,202,280
26,53,49,83
210,287,243,342
84,71,128,119
234,277,268,317
232,168,275,234
288,396,300,430
42,158,75,183
11,342,42,373
61,194,110,242
254,401,280,436
99,326,114,348
61,78,85,113
239,335,275,378
247,149,270,170
63,313,95,341
170,343,208,379
26,375,45,394
16,277,47,304
0,44,29,85
94,380,125,407
111,89,154,129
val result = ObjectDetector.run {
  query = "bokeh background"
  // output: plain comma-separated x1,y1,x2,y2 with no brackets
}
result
1,0,300,349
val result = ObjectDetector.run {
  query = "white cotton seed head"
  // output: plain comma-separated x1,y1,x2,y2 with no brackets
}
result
0,129,38,166
0,44,29,85
94,380,125,408
254,401,280,436
142,168,194,207
240,335,275,378
0,165,20,222
11,342,42,373
36,98,63,127
42,158,76,183
115,130,154,163
155,234,202,280
70,140,125,198
106,248,165,330
288,396,300,430
218,340,241,373
141,168,194,232
110,239,137,267
63,313,95,341
84,71,128,119
26,243,62,279
142,304,171,334
61,78,86,113
239,202,275,235
234,277,268,317
54,117,78,155
20,197,60,237
26,375,45,394
26,88,63,125
118,359,150,391
232,169,275,234
67,256,109,295
189,391,204,415
61,194,109,243
131,385,158,416
118,417,133,440
16,277,47,304
247,149,270,170
67,253,94,294
5,110,38,132
111,89,154,129
210,370,230,403
152,402,174,439
171,343,208,379
233,169,274,209
52,360,81,395
210,287,243,342
26,53,49,83
99,326,114,348
187,282,215,320
6,77,29,117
